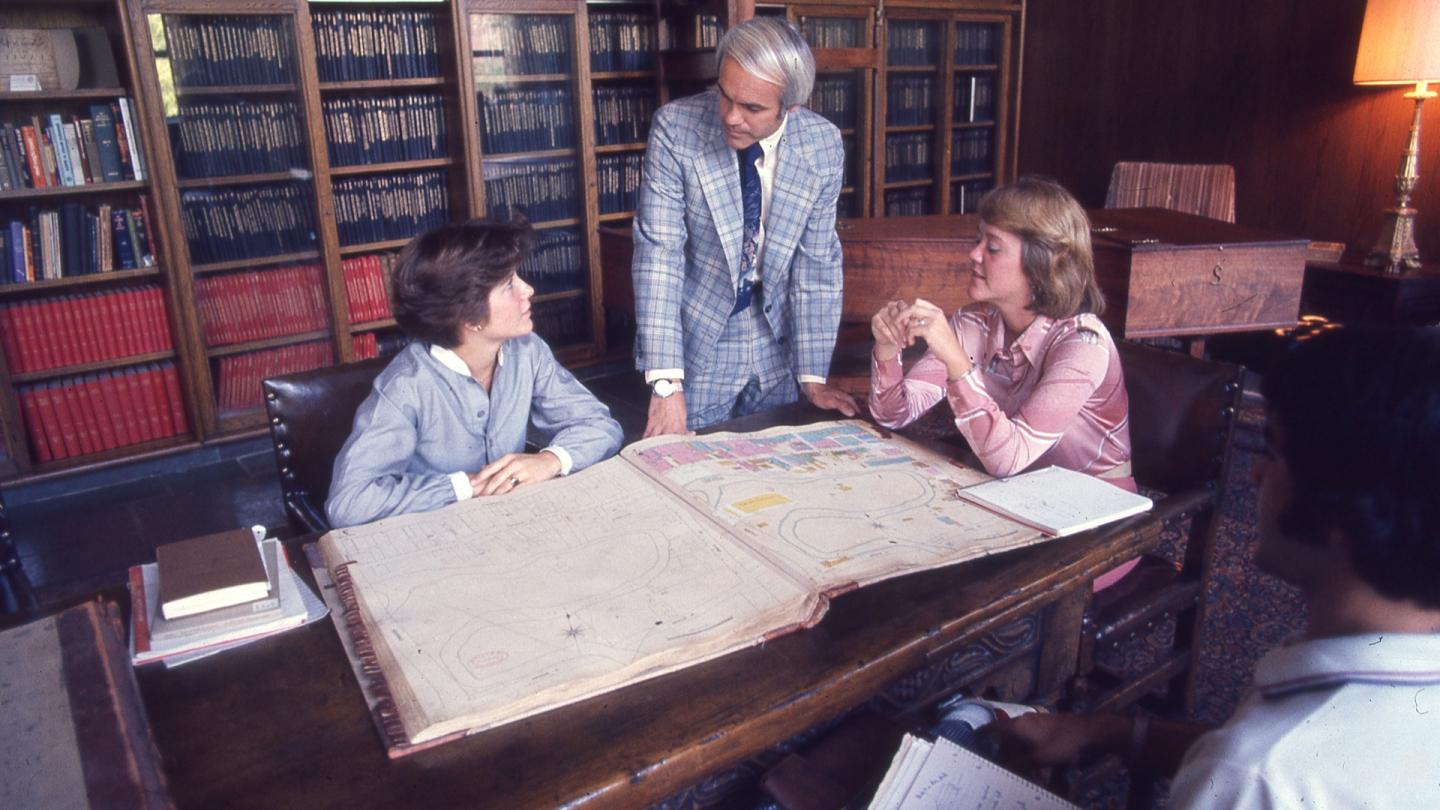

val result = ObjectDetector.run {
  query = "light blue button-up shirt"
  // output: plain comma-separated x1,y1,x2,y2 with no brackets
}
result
325,335,624,528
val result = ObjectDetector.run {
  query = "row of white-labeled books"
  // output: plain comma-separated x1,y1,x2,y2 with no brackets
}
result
128,526,325,668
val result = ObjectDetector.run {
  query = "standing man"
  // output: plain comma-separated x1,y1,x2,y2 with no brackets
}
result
632,17,857,435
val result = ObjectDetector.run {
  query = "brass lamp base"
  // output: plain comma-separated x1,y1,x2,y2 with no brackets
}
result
1366,205,1423,274
1367,83,1434,275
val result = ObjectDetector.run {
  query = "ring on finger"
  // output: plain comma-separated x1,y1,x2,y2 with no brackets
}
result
510,475,521,487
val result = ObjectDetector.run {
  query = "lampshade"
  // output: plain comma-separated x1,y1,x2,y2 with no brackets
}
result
1354,0,1440,85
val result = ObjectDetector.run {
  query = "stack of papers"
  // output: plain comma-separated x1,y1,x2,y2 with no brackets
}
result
869,734,1079,810
129,533,326,667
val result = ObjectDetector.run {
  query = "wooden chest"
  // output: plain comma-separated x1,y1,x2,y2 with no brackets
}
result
599,216,980,334
1089,208,1309,338
833,214,977,327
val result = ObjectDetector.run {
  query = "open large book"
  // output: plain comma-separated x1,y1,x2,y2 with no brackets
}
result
312,421,1141,757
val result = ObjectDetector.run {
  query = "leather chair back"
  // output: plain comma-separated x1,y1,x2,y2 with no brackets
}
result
0,495,37,616
263,357,388,533
1119,340,1242,497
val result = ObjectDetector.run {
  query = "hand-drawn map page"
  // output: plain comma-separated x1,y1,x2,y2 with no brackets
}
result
317,458,817,752
623,421,1044,591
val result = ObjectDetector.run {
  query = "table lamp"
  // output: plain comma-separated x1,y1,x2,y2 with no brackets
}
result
1353,0,1440,273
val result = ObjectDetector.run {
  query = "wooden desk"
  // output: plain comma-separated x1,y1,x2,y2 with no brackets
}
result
1301,259,1440,325
135,405,1160,809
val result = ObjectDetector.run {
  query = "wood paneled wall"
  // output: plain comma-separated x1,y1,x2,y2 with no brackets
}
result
1019,0,1440,263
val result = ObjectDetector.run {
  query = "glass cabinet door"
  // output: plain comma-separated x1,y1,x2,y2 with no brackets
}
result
949,17,1008,214
146,12,331,428
311,5,458,362
470,11,591,351
881,16,942,216
795,8,876,219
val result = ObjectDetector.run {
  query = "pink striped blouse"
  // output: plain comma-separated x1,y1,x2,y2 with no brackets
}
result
869,303,1134,488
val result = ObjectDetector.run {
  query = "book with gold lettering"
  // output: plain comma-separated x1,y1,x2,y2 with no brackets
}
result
313,421,1146,757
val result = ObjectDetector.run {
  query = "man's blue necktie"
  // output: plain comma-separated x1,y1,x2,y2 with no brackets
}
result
731,142,763,316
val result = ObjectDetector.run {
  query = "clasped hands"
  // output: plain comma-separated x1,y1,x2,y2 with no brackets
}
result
468,451,562,497
871,298,972,380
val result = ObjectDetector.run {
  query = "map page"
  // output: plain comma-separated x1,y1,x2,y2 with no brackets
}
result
623,421,1044,592
317,458,818,750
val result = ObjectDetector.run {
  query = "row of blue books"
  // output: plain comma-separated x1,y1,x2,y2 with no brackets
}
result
333,171,449,247
312,8,443,82
180,182,316,265
323,93,448,167
172,98,306,179
484,157,580,224
165,15,294,88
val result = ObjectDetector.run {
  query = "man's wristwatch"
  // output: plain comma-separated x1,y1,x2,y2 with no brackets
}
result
651,379,683,398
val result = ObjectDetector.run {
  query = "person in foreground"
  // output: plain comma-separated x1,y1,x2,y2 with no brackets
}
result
325,218,624,529
991,325,1440,809
632,17,857,436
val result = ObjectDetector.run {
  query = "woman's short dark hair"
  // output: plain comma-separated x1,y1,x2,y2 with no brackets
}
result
390,217,534,347
1262,325,1440,610
977,176,1105,318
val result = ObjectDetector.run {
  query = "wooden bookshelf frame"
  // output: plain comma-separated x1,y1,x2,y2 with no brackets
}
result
0,0,1022,485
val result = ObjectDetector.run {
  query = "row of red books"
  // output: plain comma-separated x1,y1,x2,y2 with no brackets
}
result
353,331,379,360
216,341,335,414
194,264,329,347
342,253,394,324
18,363,187,463
0,286,172,374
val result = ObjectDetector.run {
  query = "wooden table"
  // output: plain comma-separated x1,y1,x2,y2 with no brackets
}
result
1301,259,1440,325
135,405,1161,809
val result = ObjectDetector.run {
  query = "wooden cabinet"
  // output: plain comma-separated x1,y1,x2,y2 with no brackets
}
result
1089,208,1308,339
776,0,1024,218
0,0,1024,485
128,2,475,437
132,6,331,437
0,0,188,479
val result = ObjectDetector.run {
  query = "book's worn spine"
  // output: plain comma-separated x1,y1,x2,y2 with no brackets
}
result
328,558,409,754
57,601,175,809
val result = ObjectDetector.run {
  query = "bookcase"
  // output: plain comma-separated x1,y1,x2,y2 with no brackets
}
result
0,0,188,480
0,0,1023,485
773,0,1023,218
128,2,475,437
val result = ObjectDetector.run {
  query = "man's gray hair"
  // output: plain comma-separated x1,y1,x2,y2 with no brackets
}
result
716,17,815,109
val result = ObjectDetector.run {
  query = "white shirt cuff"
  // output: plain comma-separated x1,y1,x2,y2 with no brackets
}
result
645,369,685,384
449,471,473,501
542,446,574,476
797,374,827,386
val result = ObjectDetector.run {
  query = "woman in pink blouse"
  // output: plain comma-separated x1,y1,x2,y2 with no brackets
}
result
868,177,1134,587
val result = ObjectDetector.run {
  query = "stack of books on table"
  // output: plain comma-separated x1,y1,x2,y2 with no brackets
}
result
128,526,325,667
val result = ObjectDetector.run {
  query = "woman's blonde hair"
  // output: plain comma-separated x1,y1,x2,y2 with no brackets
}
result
977,176,1104,318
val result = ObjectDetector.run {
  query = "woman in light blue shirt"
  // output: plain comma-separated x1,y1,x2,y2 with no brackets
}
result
326,217,624,529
